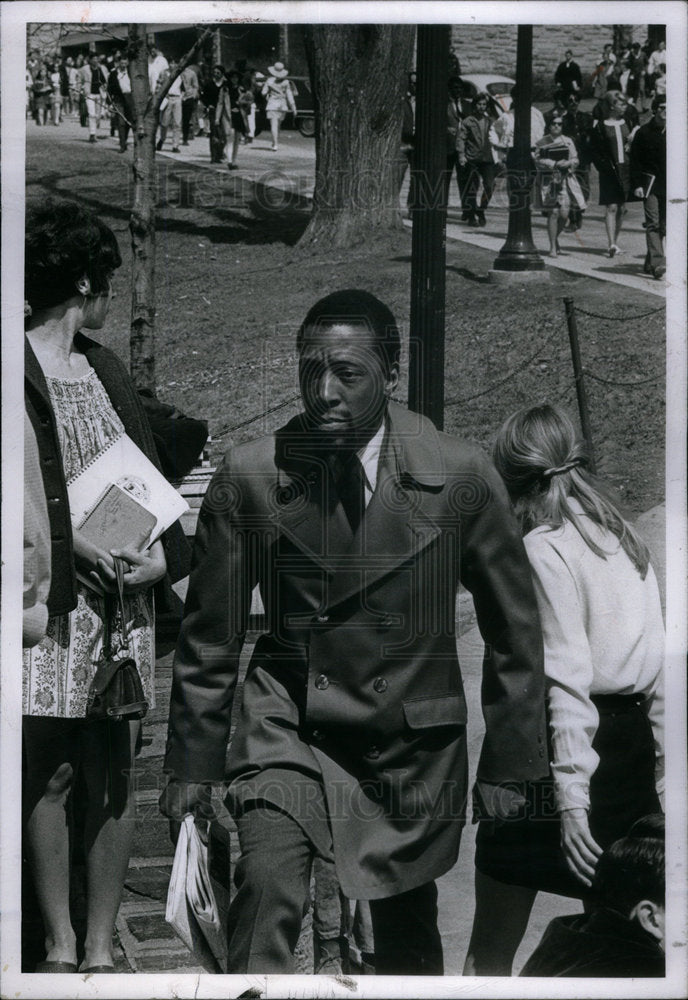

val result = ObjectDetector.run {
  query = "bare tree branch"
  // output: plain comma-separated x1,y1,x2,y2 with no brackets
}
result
152,27,214,113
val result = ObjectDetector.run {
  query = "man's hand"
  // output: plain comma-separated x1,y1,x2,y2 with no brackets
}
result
560,807,603,887
633,186,645,199
160,779,215,845
473,780,526,823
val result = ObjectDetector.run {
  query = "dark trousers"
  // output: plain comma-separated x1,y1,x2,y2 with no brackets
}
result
115,93,134,151
227,802,443,974
461,160,496,218
445,152,469,207
182,97,197,143
643,191,666,272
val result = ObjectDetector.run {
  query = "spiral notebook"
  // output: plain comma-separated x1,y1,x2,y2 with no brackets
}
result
68,433,189,554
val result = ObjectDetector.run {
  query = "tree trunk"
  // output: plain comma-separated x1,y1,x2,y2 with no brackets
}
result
128,24,157,393
299,24,415,249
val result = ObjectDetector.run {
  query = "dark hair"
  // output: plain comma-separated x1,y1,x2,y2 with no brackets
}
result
296,290,401,377
212,64,225,76
592,829,665,915
493,404,650,576
25,198,122,311
652,94,667,112
627,813,665,840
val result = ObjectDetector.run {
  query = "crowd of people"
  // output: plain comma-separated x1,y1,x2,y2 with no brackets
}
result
22,191,667,977
439,38,667,276
26,42,300,168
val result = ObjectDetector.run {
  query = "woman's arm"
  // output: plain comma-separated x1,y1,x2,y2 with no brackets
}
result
525,533,603,885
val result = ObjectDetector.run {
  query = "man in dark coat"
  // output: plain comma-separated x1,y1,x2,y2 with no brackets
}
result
160,290,547,974
630,95,667,279
554,50,583,100
458,92,495,226
562,92,594,230
521,817,665,977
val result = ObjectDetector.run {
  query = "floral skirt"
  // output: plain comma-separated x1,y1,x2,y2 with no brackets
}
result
23,583,155,718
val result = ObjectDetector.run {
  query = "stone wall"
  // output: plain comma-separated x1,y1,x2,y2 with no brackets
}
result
452,24,649,80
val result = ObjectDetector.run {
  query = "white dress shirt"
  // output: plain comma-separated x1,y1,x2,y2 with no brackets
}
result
356,422,385,508
524,498,664,812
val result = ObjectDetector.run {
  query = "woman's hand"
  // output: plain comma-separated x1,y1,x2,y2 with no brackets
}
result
97,540,167,594
73,528,117,593
560,807,603,887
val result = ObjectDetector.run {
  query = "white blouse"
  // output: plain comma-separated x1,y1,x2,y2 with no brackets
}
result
524,499,664,812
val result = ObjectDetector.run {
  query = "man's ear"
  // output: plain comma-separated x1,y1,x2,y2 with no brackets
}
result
631,899,665,943
385,365,400,398
75,275,91,297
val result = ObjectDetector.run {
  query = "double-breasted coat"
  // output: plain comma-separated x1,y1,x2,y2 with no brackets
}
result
164,402,547,899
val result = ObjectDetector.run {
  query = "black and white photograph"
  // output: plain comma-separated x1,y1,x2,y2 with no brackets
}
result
2,2,686,998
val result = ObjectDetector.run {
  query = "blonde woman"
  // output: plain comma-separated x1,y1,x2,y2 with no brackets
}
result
464,405,664,976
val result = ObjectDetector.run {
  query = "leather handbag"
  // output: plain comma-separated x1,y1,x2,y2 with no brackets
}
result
86,557,148,722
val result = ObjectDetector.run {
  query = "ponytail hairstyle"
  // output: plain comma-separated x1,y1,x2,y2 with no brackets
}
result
493,404,650,578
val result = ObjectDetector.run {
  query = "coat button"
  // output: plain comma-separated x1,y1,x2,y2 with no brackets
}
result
365,746,380,760
373,677,388,693
311,729,324,742
315,674,329,690
315,613,330,624
48,496,61,504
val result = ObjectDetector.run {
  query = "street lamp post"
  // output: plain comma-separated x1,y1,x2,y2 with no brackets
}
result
492,25,545,273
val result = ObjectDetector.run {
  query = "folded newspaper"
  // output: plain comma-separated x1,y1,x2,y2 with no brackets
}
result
165,815,228,972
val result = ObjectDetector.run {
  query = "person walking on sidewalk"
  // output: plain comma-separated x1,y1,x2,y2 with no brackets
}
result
107,53,135,153
160,289,547,976
534,114,586,257
202,65,227,163
588,90,637,257
464,404,664,976
216,70,248,170
181,63,200,146
82,55,107,144
561,94,593,231
554,49,582,102
156,59,183,153
630,95,666,280
457,92,495,227
262,62,296,151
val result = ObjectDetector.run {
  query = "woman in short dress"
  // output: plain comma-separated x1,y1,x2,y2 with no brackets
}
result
464,404,664,975
261,61,296,151
534,113,586,257
589,90,637,257
23,199,184,972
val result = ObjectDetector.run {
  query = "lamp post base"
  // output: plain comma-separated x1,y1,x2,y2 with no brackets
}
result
488,267,551,284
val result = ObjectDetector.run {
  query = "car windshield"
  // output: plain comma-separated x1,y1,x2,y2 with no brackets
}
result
486,83,511,97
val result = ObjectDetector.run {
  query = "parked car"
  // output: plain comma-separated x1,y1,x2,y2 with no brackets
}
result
286,75,316,137
459,74,515,117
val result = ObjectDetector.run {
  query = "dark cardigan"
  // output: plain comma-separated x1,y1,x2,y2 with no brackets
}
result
25,333,190,616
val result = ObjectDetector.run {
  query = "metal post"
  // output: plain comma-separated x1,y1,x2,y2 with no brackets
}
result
408,25,449,429
563,297,597,473
493,25,545,272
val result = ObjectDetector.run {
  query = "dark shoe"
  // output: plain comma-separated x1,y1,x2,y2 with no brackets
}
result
172,146,181,153
476,213,486,227
182,140,189,146
88,135,96,144
156,139,163,151
227,162,238,171
81,965,115,973
653,265,666,279
461,211,470,222
467,217,480,227
35,961,78,973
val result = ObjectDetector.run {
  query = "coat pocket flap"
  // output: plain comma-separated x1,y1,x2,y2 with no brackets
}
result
402,695,467,729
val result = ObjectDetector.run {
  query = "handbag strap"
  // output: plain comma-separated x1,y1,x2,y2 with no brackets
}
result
104,556,130,657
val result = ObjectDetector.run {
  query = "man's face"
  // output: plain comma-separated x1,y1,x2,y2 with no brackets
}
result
565,50,572,60
474,97,488,114
655,102,667,122
449,80,462,100
298,324,398,448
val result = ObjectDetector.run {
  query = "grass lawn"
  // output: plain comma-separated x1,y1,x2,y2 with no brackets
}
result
26,135,665,515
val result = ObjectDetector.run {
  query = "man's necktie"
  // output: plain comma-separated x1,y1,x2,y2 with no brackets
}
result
336,454,366,533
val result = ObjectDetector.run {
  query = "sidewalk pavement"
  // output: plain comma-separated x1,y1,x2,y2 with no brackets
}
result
28,115,665,298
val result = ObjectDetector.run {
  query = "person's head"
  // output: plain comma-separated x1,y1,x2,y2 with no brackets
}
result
408,71,417,96
603,89,626,118
564,49,573,60
592,819,665,951
296,290,401,448
25,199,121,327
212,64,225,82
66,56,74,67
227,69,241,84
89,54,99,70
148,42,158,59
117,52,128,70
657,40,666,51
473,92,489,114
548,113,564,134
567,92,580,109
631,42,641,52
492,404,650,574
448,75,463,99
603,43,613,54
652,94,667,120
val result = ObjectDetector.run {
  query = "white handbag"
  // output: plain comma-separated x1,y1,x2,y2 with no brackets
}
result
165,814,228,972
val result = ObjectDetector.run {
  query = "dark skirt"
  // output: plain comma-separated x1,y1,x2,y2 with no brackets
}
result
598,162,630,205
475,694,661,899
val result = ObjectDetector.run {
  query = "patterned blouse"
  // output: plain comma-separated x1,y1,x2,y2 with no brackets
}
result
23,369,155,718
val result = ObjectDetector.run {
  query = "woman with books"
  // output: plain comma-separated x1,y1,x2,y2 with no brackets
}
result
464,405,664,975
23,199,185,973
534,113,586,258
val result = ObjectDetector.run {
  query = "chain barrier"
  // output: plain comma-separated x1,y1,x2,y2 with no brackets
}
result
215,392,301,439
572,304,666,322
582,369,663,388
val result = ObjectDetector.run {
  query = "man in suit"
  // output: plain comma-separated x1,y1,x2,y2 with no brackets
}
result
554,50,583,101
447,76,472,217
160,290,548,974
